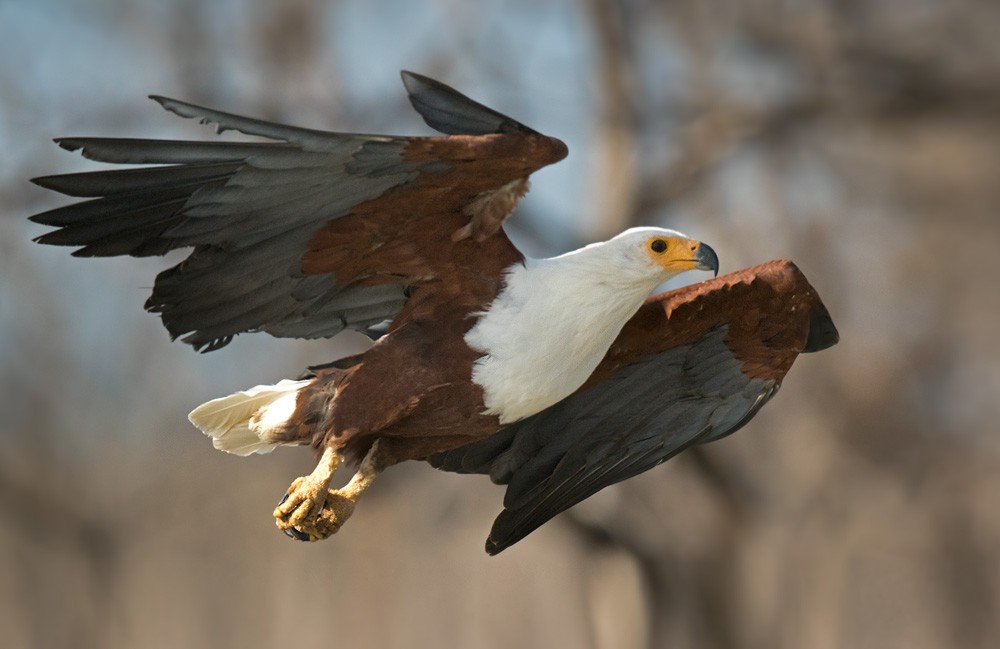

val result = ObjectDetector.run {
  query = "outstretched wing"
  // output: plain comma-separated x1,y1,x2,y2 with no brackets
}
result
430,260,838,554
29,72,567,351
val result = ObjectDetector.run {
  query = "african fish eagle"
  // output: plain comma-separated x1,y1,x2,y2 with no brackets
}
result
29,72,837,553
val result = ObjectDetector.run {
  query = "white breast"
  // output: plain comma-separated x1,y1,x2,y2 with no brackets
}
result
465,256,659,424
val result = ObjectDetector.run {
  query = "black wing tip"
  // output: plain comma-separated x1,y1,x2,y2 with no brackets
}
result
29,171,88,195
29,174,57,190
149,95,197,120
52,137,84,152
399,70,447,96
398,69,540,136
803,301,839,353
149,95,175,113
399,69,422,88
29,235,123,257
485,532,510,556
149,94,182,112
147,95,222,131
483,509,532,555
69,246,107,258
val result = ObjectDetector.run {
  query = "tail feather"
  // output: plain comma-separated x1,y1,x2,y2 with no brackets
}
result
188,379,309,456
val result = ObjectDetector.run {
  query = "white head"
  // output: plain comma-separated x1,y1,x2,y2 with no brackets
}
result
560,226,719,288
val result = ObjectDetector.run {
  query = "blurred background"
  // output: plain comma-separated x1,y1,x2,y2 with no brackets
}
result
3,0,999,647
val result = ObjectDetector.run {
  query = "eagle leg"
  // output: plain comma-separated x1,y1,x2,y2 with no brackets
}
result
273,445,342,537
285,440,387,542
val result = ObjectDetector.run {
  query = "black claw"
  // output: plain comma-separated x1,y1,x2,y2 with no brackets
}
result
276,491,311,541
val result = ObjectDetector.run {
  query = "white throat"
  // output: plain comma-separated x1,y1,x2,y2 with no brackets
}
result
465,253,668,424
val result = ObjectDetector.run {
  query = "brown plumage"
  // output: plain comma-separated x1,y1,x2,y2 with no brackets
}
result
28,72,837,552
594,259,835,385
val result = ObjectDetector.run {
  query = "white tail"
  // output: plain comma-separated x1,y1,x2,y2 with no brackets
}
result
188,379,309,456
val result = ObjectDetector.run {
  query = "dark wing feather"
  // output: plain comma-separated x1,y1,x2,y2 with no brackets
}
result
400,71,538,136
148,95,360,147
430,260,838,554
30,74,566,351
34,132,415,350
486,327,778,554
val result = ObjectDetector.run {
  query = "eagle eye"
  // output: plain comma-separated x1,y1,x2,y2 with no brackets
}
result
650,239,667,253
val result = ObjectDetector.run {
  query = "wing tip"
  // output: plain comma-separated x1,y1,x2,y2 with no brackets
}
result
398,68,540,136
52,137,83,153
803,301,839,353
485,538,503,556
399,69,423,92
484,531,510,556
149,94,175,113
29,174,55,190
149,94,185,115
149,94,202,122
147,95,232,136
483,509,532,555
399,70,454,101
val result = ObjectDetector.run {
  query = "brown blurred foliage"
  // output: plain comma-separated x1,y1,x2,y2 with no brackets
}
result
2,1,999,648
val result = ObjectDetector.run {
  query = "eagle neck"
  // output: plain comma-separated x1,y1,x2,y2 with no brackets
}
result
464,253,661,424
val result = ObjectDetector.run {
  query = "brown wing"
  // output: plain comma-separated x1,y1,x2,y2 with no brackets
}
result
430,260,839,554
28,72,566,351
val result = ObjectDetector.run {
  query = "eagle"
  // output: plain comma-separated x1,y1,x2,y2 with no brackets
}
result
29,72,838,554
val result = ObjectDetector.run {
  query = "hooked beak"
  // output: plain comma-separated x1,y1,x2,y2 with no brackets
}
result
695,242,719,277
